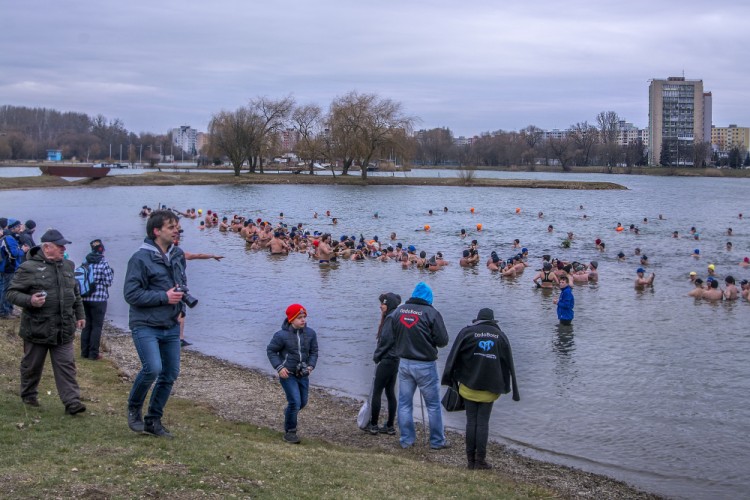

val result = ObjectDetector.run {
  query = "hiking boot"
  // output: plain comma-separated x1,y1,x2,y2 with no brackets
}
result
143,417,173,438
283,431,301,444
128,406,144,432
379,425,396,435
22,397,40,407
430,440,451,450
65,401,86,415
475,452,493,470
367,423,379,435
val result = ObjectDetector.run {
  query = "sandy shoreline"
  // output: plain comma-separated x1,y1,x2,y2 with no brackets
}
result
100,322,660,499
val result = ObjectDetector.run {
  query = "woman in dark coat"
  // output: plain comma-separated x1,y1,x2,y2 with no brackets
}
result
368,292,402,435
441,308,520,469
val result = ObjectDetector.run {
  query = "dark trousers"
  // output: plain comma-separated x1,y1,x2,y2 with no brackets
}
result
81,300,107,358
465,399,494,455
20,340,82,406
370,358,399,427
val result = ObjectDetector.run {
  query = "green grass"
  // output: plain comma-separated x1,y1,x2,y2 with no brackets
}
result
0,324,551,499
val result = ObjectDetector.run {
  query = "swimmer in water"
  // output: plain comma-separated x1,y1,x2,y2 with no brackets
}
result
740,279,750,300
740,257,750,268
726,241,733,252
727,228,733,236
532,262,559,288
460,228,467,239
701,279,723,301
635,268,655,289
724,276,739,300
548,225,554,233
688,279,704,298
617,251,626,261
673,231,679,239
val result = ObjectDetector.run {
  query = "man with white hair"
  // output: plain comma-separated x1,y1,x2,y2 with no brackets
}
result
6,229,86,414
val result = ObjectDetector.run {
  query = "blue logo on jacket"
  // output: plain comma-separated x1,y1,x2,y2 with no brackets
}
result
478,340,494,351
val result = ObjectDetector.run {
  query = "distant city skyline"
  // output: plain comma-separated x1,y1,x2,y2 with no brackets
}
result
1,1,748,137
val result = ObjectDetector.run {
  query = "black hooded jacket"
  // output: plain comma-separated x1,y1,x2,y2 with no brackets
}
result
372,292,401,363
441,320,520,401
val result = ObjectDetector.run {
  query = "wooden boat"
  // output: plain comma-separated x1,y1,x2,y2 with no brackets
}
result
39,165,111,178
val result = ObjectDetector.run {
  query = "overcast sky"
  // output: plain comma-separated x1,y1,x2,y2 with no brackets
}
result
1,0,747,137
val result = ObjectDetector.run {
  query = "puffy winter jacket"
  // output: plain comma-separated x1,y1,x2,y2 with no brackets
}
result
6,246,84,345
267,320,319,374
123,239,186,330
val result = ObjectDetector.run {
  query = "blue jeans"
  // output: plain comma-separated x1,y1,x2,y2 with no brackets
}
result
128,324,181,419
397,359,446,448
279,374,309,432
0,272,14,316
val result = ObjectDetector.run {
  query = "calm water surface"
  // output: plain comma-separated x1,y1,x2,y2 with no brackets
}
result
2,172,749,499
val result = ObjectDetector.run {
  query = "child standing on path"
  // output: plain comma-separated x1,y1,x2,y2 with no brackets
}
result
267,304,319,444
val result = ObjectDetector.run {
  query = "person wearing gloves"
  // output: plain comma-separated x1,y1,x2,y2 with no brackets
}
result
267,304,319,444
441,308,520,469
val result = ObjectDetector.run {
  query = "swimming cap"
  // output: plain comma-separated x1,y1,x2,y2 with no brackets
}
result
636,268,645,274
708,264,715,270
408,245,416,252
689,271,697,276
693,249,700,254
521,247,528,253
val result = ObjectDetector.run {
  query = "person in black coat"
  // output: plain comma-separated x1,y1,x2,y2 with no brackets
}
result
441,308,520,469
369,292,402,435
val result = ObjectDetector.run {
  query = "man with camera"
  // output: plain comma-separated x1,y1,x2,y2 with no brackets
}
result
123,209,189,438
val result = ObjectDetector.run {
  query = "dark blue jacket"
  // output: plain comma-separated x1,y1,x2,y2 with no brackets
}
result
123,239,186,330
267,321,319,374
557,286,574,321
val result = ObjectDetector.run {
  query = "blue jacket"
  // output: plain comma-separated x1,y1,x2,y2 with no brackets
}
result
557,286,574,321
1,234,25,272
123,239,186,330
267,320,319,374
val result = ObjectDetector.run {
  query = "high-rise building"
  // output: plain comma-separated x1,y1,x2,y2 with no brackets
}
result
171,126,198,156
648,77,710,165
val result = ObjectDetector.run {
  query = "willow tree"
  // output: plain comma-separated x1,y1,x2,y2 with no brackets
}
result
328,91,415,180
208,107,260,176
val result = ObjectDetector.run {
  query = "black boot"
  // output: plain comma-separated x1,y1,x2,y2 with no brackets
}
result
143,416,173,438
127,405,144,432
475,451,493,470
467,451,476,470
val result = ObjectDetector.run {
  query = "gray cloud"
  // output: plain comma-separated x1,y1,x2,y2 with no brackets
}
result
1,0,747,136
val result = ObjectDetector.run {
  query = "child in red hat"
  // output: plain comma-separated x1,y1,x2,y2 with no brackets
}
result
267,304,319,444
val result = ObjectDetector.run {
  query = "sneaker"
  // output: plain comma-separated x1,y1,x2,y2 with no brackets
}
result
283,431,301,444
379,425,396,435
22,397,40,407
143,417,173,438
65,402,87,415
367,423,379,435
180,339,192,347
128,406,144,432
430,441,451,450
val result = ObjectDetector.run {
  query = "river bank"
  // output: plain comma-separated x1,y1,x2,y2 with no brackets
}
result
94,322,658,499
0,171,626,191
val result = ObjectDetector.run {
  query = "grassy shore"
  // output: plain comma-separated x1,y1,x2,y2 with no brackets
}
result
0,319,660,499
0,171,626,191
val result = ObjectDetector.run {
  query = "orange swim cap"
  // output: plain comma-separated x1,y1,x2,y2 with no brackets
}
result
477,223,483,230
515,208,521,213
470,208,475,213
424,225,430,231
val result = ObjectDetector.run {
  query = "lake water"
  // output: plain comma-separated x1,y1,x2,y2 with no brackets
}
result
2,171,748,499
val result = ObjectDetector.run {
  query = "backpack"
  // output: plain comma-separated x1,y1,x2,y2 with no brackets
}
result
75,262,97,298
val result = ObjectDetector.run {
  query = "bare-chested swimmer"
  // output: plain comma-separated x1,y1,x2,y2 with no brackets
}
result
635,268,655,289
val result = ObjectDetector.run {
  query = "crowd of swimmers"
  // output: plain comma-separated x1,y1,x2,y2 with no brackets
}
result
142,205,750,303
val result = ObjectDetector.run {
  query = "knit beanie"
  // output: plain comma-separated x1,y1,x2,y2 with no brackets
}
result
286,304,307,322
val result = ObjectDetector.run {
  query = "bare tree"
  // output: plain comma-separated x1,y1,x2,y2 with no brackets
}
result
416,127,455,166
691,141,711,168
570,121,599,166
248,96,295,173
327,91,415,180
291,104,329,175
547,134,576,171
596,111,621,170
208,107,260,176
519,125,543,165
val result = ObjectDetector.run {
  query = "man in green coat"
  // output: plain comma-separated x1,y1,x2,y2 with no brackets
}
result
6,229,86,414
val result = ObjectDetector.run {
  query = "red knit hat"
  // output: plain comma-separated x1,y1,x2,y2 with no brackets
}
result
286,304,307,322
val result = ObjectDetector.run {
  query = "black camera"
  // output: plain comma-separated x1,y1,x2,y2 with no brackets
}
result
296,361,309,377
174,284,198,308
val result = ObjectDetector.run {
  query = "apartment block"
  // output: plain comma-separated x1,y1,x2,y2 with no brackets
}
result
648,77,710,165
711,125,750,153
171,125,198,156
